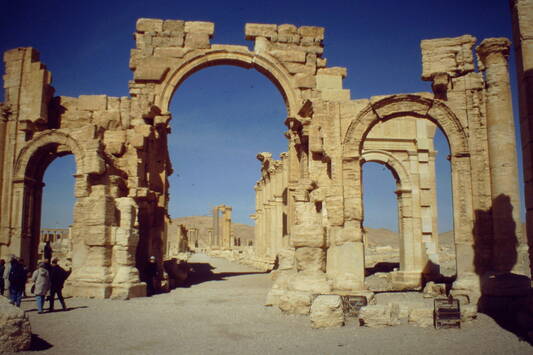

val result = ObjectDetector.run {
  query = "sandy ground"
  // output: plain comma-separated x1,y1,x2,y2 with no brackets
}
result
12,253,532,355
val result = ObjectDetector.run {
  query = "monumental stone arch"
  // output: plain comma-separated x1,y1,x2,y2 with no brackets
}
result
1,18,531,318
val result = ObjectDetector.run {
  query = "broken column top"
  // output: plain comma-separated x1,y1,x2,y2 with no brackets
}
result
421,34,477,81
476,38,512,68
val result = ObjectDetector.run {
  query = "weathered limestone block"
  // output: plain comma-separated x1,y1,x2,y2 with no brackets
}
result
316,74,343,90
421,35,476,80
95,111,122,130
298,26,325,41
136,18,163,33
0,298,31,353
278,24,298,35
317,67,347,78
320,89,350,102
184,33,211,49
79,95,107,111
310,295,345,328
283,63,316,74
134,57,170,82
245,23,277,40
294,73,316,89
103,130,126,156
278,248,295,270
295,247,325,272
163,19,185,32
408,307,434,327
279,290,313,315
185,21,214,35
291,225,325,248
288,271,331,294
359,304,400,327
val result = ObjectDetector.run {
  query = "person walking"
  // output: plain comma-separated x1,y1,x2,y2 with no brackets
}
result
8,257,26,307
48,258,70,311
0,259,5,296
31,262,51,314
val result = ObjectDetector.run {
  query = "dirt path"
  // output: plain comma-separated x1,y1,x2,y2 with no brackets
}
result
18,254,532,354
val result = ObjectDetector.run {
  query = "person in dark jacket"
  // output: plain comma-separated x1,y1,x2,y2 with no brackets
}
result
48,258,70,311
44,240,53,261
145,256,159,296
8,257,26,307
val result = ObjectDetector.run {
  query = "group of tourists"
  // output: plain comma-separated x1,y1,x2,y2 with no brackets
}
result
1,256,70,314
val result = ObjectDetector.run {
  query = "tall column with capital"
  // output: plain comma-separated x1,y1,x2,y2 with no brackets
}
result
510,0,533,276
477,38,530,276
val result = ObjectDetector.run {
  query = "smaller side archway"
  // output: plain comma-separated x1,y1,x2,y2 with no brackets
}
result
11,130,87,270
340,95,474,292
360,150,419,279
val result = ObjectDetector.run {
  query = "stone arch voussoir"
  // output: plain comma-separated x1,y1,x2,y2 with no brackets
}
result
343,94,469,158
360,150,412,191
14,130,86,181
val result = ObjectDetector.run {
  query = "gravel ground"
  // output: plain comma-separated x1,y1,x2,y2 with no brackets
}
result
13,254,533,354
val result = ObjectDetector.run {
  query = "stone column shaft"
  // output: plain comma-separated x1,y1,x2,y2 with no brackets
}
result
477,38,527,275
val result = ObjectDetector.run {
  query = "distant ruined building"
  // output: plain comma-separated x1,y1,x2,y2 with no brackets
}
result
0,2,531,321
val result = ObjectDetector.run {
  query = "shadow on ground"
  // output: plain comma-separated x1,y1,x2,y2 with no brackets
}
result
29,333,53,351
164,261,267,288
25,305,88,313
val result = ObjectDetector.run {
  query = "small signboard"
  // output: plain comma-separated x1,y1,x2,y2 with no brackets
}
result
434,297,461,329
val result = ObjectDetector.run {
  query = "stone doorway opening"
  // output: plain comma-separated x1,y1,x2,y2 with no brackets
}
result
163,63,288,264
16,143,76,271
359,115,457,292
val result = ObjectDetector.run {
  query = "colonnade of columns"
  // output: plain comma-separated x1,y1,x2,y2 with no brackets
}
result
252,152,289,266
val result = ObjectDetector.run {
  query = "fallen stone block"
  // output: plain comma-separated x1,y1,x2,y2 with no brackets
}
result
310,295,344,328
0,297,31,353
359,303,399,327
279,291,313,315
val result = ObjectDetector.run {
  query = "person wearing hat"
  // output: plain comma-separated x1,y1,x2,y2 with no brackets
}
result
145,256,159,296
31,262,51,313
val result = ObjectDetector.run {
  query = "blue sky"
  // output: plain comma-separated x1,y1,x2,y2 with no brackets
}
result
0,0,521,232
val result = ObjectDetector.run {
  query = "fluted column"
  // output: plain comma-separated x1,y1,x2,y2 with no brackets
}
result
477,38,528,275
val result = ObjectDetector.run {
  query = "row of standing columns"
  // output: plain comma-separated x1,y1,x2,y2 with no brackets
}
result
252,153,289,264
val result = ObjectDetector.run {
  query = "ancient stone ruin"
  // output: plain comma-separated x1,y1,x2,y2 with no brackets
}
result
0,6,532,330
